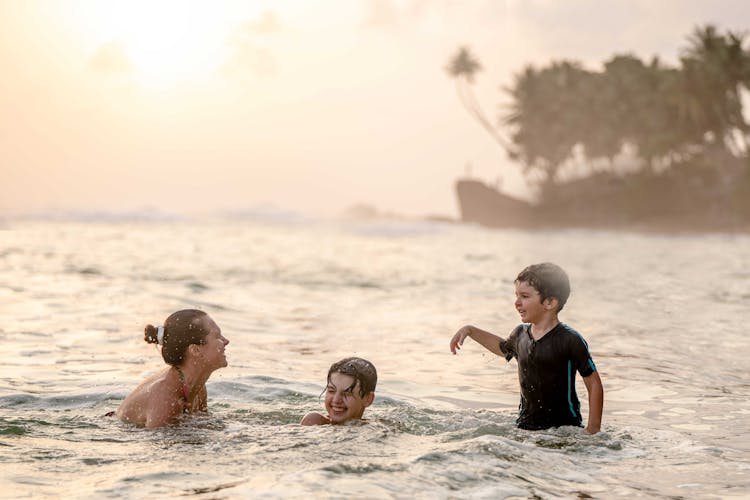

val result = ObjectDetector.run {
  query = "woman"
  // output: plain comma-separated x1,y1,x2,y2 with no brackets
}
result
116,309,230,428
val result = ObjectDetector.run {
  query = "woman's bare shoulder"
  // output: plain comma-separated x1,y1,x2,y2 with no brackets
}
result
117,369,181,426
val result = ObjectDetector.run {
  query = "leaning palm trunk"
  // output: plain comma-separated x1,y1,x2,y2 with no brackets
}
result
455,77,512,151
447,46,512,153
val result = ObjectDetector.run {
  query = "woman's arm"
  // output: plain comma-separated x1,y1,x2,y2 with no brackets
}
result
450,325,503,356
583,371,604,434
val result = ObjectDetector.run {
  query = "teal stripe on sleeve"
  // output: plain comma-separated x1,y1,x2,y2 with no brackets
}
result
567,360,576,417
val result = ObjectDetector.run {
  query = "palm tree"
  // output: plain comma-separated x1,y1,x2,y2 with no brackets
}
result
446,46,512,151
602,54,684,170
680,25,750,153
505,61,594,184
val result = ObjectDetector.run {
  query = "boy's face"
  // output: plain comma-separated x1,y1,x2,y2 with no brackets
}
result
514,280,556,324
325,372,374,424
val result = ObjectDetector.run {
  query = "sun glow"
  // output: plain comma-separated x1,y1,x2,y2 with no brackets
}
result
81,1,246,86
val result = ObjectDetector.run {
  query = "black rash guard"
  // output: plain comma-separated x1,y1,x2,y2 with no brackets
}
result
499,323,597,430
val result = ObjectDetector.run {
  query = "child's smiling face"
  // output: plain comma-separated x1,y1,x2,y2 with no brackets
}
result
324,372,373,424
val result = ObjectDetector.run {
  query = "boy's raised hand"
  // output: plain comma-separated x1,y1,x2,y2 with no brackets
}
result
449,326,472,354
450,325,503,356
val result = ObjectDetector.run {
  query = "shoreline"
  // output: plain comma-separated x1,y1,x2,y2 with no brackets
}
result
454,177,750,236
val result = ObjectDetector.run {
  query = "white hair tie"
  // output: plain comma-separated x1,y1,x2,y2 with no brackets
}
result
157,325,165,345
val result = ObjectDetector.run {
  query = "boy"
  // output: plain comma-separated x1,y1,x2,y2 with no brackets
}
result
449,262,603,433
300,357,377,425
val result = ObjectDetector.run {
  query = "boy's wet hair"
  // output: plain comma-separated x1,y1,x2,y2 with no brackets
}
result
516,263,571,311
327,357,377,397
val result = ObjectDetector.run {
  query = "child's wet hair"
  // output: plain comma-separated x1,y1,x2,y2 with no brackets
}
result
327,357,377,397
144,309,210,366
516,262,571,311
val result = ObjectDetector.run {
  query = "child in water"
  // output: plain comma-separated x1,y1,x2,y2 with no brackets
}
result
301,357,377,425
449,263,603,433
116,309,230,428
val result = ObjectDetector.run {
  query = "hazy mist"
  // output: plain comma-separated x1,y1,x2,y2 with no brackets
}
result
1,0,748,218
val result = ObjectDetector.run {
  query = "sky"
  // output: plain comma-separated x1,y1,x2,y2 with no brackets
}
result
1,0,749,218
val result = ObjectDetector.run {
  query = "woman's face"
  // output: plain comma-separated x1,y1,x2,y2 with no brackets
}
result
196,316,230,369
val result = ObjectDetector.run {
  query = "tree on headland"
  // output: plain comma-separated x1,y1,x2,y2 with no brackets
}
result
679,25,750,154
452,25,750,187
445,46,512,151
447,24,750,226
504,61,597,184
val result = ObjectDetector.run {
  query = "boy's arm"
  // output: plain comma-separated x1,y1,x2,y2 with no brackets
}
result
582,371,604,434
450,325,503,356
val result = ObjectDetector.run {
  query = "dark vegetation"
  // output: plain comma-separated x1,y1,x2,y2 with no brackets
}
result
447,25,750,230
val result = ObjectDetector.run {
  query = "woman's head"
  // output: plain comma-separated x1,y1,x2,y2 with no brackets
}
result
144,309,224,366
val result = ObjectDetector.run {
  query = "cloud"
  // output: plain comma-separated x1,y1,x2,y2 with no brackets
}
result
222,44,277,80
88,42,134,74
233,9,282,38
362,0,401,28
222,10,281,80
248,10,282,35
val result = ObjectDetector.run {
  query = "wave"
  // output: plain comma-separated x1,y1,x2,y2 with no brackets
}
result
5,209,187,223
220,205,313,225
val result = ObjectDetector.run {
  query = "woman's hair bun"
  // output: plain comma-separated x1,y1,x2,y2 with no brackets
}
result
144,324,160,344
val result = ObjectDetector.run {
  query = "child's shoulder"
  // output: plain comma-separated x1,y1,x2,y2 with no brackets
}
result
300,412,330,426
510,323,528,336
557,322,583,334
557,323,590,344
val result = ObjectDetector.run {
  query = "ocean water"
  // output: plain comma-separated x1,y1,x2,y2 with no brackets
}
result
1,216,748,499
